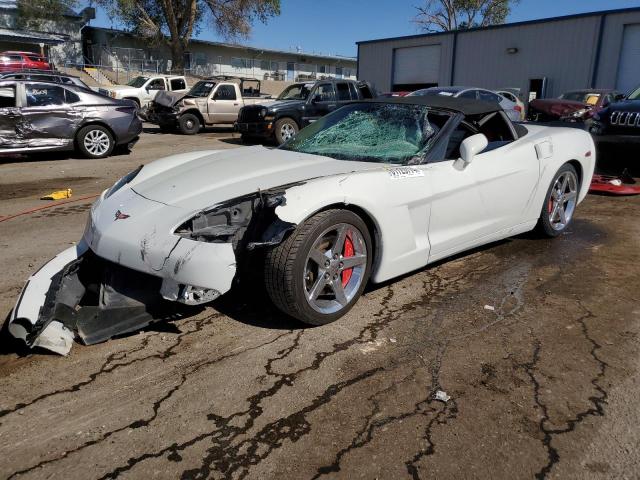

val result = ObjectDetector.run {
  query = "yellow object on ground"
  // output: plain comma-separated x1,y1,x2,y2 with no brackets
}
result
41,189,73,200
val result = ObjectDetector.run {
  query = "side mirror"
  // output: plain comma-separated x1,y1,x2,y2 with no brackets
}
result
459,134,488,165
614,93,626,102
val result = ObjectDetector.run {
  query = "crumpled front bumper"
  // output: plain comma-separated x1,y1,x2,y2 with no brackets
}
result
9,199,239,355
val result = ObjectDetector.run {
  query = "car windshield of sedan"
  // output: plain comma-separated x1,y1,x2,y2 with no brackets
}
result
187,81,216,97
281,103,449,164
277,83,313,100
127,76,149,88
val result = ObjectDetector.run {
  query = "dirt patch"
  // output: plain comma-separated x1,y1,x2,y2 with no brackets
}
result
0,177,98,201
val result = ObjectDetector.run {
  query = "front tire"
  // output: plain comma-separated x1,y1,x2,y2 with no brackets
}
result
178,113,200,135
274,117,299,145
76,125,115,159
536,163,579,237
265,209,372,325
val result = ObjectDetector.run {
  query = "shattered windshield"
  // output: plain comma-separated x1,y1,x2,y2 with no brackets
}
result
188,81,216,97
277,83,313,100
281,103,450,164
127,76,149,88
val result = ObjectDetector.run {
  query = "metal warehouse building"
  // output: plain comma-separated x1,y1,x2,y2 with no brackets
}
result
357,7,640,100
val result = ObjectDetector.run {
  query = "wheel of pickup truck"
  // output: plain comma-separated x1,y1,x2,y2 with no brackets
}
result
178,113,200,135
275,118,299,144
76,125,115,159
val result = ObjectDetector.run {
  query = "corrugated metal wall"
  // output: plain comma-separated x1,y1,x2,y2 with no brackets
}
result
453,16,600,97
357,9,640,99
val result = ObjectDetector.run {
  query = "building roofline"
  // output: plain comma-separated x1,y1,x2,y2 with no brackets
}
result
356,6,640,45
84,26,356,64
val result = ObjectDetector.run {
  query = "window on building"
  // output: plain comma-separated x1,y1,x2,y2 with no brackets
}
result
231,57,252,69
0,86,16,108
270,61,280,72
170,78,186,90
214,84,237,100
344,69,351,78
260,60,270,71
319,65,327,74
336,67,343,78
26,84,65,106
195,52,207,66
336,82,351,101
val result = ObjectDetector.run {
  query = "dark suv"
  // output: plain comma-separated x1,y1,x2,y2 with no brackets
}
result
236,79,375,144
590,84,640,144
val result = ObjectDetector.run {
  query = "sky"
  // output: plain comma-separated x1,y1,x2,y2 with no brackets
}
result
86,0,640,57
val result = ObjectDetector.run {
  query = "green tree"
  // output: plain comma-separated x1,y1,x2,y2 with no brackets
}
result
414,0,517,32
16,0,79,30
96,0,280,70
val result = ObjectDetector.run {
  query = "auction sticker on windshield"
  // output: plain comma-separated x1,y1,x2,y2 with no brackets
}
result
387,167,425,179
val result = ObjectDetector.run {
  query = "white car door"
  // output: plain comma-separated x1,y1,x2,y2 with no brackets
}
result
143,77,167,105
426,117,539,262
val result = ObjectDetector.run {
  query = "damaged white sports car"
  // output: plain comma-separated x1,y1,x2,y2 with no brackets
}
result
9,96,595,354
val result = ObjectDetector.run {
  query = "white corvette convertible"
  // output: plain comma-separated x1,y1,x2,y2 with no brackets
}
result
9,97,595,354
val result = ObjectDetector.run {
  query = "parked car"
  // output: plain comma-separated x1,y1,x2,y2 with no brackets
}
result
408,86,521,122
236,79,376,144
8,96,595,354
147,76,274,134
496,90,525,120
98,74,189,108
527,89,623,123
0,80,142,158
0,51,51,72
0,70,91,90
590,84,640,144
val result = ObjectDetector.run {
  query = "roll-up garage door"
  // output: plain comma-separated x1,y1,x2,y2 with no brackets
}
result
616,24,640,93
393,45,441,91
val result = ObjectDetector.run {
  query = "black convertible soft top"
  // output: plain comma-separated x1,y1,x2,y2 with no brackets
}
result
362,95,502,116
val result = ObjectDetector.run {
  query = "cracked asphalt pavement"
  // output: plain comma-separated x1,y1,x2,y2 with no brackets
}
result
1,128,639,479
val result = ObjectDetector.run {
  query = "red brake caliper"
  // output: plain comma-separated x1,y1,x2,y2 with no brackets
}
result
342,235,354,287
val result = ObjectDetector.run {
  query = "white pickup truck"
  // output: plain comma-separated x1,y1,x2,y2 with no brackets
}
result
146,76,274,134
98,75,189,108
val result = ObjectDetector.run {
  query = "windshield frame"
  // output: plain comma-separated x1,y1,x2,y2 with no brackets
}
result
277,83,314,101
187,80,217,98
280,101,454,165
127,76,149,88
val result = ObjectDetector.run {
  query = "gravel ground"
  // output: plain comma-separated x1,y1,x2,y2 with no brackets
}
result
0,127,639,479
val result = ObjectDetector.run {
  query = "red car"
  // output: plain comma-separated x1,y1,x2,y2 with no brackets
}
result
0,51,51,72
527,89,623,123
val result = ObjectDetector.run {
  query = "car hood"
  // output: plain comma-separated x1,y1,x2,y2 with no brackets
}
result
130,146,378,211
262,99,306,110
153,90,187,107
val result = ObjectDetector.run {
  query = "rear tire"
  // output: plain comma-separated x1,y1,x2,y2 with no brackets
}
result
536,163,579,237
178,113,200,135
76,125,115,159
274,117,299,145
264,209,372,326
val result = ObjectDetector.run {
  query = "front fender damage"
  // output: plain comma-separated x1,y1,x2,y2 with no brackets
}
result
8,186,299,355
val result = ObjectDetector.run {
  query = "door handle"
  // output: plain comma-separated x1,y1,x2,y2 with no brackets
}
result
234,103,239,106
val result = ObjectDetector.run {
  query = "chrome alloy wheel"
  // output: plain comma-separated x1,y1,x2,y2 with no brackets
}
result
547,170,578,231
83,129,110,156
185,118,195,129
280,122,296,141
303,223,367,314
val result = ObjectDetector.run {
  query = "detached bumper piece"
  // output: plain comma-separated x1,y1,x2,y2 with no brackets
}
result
9,246,178,355
589,170,640,196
